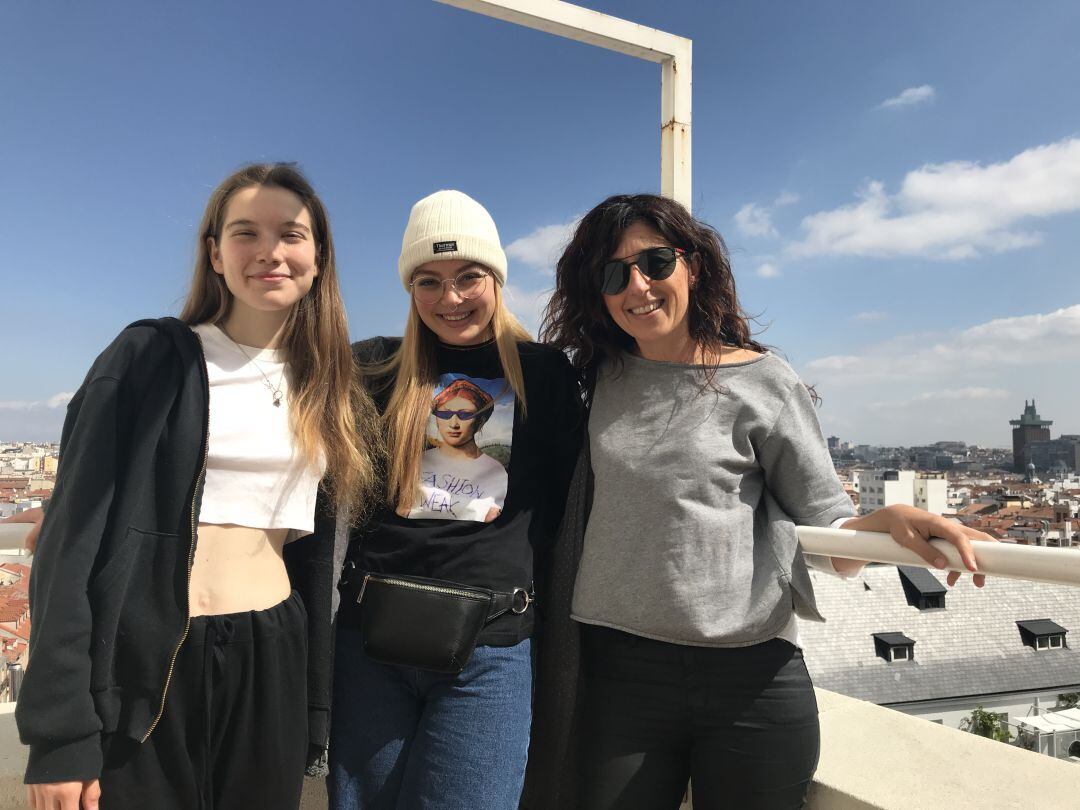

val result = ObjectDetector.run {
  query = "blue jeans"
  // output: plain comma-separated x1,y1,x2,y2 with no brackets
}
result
328,627,532,810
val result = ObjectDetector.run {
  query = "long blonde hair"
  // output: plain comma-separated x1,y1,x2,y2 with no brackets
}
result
373,281,530,513
180,163,383,519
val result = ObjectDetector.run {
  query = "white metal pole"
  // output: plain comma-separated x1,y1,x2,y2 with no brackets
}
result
434,0,692,209
797,526,1080,587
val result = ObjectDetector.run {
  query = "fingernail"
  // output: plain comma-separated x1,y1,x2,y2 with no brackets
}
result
935,557,947,569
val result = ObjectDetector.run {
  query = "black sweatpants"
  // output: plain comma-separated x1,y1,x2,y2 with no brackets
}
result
99,592,309,810
579,626,820,810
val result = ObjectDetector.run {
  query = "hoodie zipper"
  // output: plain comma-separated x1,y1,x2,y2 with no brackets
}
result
141,333,209,742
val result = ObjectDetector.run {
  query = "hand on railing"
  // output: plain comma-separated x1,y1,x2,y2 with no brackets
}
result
1,507,44,553
828,505,996,586
798,519,1080,587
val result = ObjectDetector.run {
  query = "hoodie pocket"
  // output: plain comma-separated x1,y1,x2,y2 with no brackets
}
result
89,527,185,692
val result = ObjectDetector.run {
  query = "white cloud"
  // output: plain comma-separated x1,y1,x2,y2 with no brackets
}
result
0,393,74,411
852,310,888,322
755,262,782,279
735,203,776,238
786,137,1080,260
806,355,862,372
878,85,936,109
734,192,800,239
46,392,74,409
505,220,578,274
806,304,1080,383
800,306,1080,445
913,387,1010,402
502,283,553,337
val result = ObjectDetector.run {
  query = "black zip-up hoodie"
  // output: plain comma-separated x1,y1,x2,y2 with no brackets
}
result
16,318,333,783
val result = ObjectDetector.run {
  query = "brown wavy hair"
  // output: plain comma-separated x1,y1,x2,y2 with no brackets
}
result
540,194,766,385
180,162,384,519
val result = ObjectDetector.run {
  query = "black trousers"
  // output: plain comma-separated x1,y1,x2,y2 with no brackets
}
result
579,626,820,810
99,592,309,810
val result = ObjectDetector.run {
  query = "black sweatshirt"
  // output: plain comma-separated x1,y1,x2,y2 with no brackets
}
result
339,337,583,645
16,318,334,783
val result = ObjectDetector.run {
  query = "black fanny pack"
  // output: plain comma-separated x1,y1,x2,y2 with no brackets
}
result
355,572,534,673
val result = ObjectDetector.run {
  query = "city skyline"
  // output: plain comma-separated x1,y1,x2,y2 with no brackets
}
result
3,0,1079,445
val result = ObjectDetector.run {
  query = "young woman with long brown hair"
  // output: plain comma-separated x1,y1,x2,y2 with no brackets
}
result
16,163,381,810
326,189,582,810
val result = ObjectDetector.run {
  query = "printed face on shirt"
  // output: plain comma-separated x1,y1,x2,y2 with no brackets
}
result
208,185,319,316
404,374,513,523
434,396,481,449
411,260,497,346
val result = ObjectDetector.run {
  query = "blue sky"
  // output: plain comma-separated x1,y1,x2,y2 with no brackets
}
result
4,0,1079,446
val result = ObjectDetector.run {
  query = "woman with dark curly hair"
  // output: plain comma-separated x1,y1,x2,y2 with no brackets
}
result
526,193,990,810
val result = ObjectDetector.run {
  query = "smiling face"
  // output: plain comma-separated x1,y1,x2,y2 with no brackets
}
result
602,222,696,361
207,185,319,317
410,260,496,346
435,395,479,448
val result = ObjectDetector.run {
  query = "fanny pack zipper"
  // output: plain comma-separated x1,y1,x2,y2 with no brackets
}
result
359,574,489,603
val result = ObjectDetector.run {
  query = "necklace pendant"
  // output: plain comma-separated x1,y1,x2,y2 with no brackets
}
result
273,392,282,407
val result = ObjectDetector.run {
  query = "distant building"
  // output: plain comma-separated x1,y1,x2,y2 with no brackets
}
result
1028,435,1080,475
914,474,948,514
854,470,948,515
1011,400,1053,473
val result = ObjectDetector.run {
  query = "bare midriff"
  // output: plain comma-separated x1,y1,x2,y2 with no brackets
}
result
189,523,293,617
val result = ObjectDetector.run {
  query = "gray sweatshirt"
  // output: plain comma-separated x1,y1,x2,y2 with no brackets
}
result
571,351,855,647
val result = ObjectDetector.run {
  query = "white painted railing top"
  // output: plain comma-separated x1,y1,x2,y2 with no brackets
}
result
798,526,1080,587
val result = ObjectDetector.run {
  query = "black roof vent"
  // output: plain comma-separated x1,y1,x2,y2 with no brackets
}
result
1017,620,1068,651
873,632,916,662
898,566,947,610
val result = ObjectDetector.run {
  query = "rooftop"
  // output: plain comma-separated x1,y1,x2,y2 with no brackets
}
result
801,564,1080,705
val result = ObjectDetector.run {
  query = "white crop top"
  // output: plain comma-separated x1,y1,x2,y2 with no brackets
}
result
192,323,325,533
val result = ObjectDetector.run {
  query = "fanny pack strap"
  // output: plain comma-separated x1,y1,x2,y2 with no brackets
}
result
487,587,535,622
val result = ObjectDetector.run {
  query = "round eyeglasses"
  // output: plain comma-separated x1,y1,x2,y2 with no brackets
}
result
409,268,489,305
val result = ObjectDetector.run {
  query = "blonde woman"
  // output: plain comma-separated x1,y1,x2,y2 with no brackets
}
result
327,190,582,810
16,164,381,810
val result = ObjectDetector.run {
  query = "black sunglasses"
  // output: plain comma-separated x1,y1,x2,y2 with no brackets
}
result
599,247,687,296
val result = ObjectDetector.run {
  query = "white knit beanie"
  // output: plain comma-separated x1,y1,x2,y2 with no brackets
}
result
398,190,508,290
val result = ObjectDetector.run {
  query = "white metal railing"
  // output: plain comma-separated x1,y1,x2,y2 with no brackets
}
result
6,524,1080,586
0,523,32,548
798,527,1080,587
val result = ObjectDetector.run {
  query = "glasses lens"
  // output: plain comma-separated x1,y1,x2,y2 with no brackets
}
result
600,261,629,296
412,276,442,304
455,271,487,300
642,248,678,280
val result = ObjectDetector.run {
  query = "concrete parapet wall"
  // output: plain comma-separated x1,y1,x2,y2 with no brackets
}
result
809,688,1080,809
1,692,1078,808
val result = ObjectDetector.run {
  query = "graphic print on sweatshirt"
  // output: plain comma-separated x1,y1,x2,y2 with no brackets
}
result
405,373,514,522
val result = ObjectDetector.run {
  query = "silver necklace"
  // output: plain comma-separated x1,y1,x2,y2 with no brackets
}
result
222,329,286,407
